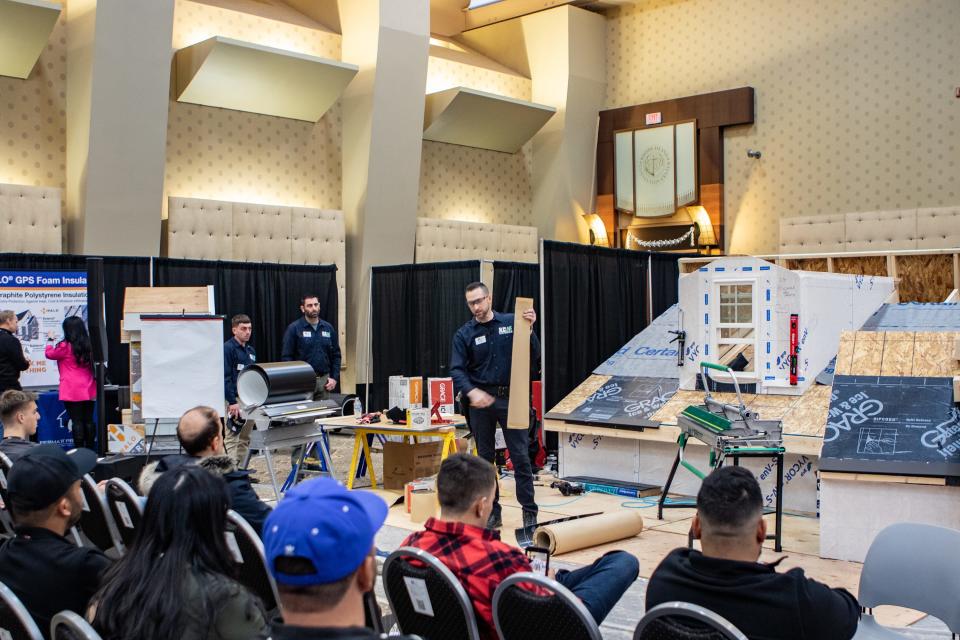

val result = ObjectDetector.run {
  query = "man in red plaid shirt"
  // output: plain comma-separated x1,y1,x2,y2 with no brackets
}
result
402,454,639,639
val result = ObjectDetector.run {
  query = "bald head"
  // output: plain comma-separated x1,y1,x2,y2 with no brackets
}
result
177,406,223,457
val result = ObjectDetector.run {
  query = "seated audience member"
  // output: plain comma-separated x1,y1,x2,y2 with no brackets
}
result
0,445,110,637
0,389,40,462
91,465,266,640
263,477,421,640
139,405,271,535
403,453,639,640
646,466,859,639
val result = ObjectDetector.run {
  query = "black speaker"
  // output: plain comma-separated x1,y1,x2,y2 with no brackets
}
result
86,257,108,365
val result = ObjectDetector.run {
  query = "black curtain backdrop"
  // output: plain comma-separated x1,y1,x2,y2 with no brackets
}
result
370,261,479,411
649,251,700,321
542,241,650,414
152,258,338,365
0,254,151,385
492,261,540,322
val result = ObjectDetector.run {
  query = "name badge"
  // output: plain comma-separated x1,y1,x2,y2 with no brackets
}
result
321,331,331,338
474,335,487,346
250,355,256,362
237,364,244,371
499,326,513,335
302,331,311,338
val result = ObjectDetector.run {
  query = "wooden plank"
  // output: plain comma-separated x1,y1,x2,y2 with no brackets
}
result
507,297,534,429
833,255,887,276
548,374,611,415
914,332,960,376
123,286,211,314
849,332,883,375
833,331,856,375
819,471,946,486
879,332,914,376
897,253,954,302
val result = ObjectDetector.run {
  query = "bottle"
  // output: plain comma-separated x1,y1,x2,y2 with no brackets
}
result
354,397,363,416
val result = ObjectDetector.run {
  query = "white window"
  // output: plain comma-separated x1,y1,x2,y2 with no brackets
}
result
714,282,756,376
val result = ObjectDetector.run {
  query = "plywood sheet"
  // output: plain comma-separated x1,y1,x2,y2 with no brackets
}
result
879,331,915,376
548,374,611,415
123,286,211,313
833,256,888,276
786,258,828,272
834,331,856,375
507,297,534,429
897,254,954,303
850,336,883,375
913,332,960,376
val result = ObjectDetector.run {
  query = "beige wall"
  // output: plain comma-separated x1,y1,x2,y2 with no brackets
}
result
606,0,960,255
0,9,66,190
418,53,535,226
164,0,343,213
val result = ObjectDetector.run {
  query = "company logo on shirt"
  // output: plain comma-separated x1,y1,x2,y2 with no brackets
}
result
498,326,513,335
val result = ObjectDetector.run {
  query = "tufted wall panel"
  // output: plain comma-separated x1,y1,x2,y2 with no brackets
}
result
778,214,846,254
414,218,537,263
0,183,62,254
233,203,293,263
844,210,917,252
290,206,346,350
916,207,960,250
167,197,234,260
166,196,347,360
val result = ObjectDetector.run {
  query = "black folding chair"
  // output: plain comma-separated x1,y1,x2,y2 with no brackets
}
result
77,475,123,554
225,509,279,614
104,478,142,548
50,610,104,640
382,546,481,640
492,572,601,640
0,580,43,640
0,455,16,540
633,602,748,640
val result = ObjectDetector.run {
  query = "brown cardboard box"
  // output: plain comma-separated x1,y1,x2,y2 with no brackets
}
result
409,489,439,523
382,441,443,490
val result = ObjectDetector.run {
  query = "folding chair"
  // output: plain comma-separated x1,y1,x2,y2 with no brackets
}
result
225,509,280,614
633,602,748,640
0,580,43,640
50,610,104,640
104,478,142,548
492,572,601,640
383,546,481,640
77,474,123,554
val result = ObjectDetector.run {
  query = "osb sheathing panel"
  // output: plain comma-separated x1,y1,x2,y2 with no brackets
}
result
850,333,884,375
786,258,828,272
897,254,954,303
913,332,960,377
652,387,830,438
680,260,712,274
548,374,611,415
833,256,888,276
834,330,856,375
879,331,915,376
835,330,960,377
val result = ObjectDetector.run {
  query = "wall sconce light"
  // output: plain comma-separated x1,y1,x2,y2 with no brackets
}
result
582,213,609,247
685,206,717,250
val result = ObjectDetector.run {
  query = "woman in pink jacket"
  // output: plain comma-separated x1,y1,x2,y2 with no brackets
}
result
45,315,96,449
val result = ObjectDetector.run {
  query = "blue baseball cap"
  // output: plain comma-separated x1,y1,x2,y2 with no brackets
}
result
263,477,388,586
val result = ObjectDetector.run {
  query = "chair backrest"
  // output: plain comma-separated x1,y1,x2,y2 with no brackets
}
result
859,522,960,632
492,572,601,640
77,475,123,554
383,546,481,640
0,452,12,508
0,452,12,474
0,580,43,640
633,602,748,640
50,610,103,640
104,478,143,548
225,509,279,613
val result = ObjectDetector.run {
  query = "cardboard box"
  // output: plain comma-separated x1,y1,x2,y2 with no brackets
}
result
409,489,439,523
405,477,436,513
407,407,431,428
382,441,442,490
428,377,455,415
389,376,423,410
108,423,145,454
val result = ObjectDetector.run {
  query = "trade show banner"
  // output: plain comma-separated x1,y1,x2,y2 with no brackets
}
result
0,270,87,388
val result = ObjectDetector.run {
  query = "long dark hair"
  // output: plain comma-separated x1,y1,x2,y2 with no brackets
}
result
62,315,93,367
91,466,253,640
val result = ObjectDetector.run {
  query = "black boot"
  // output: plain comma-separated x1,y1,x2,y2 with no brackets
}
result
84,422,97,451
522,510,538,530
71,421,84,450
486,507,503,530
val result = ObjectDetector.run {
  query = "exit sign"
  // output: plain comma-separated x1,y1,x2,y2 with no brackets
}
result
645,112,662,125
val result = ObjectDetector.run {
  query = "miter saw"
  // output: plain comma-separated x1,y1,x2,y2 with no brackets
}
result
658,361,786,551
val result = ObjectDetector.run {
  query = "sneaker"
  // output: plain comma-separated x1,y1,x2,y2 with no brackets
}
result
522,510,538,530
486,511,503,530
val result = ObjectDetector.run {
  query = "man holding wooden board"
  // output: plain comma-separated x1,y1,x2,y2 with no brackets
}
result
450,282,539,530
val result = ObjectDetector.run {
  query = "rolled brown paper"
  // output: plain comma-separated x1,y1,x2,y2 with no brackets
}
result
533,511,644,555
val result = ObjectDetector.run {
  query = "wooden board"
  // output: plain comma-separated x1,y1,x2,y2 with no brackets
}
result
785,258,828,272
878,331,915,376
507,297,534,429
548,374,612,415
897,253,954,302
833,255,888,276
833,330,856,375
122,286,211,313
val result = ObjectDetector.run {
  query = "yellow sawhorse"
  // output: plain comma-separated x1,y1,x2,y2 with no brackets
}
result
346,425,460,490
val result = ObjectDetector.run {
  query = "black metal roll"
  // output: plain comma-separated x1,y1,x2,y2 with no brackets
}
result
237,361,316,407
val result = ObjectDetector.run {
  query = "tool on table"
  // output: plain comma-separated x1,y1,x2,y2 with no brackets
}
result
658,361,786,551
550,480,585,496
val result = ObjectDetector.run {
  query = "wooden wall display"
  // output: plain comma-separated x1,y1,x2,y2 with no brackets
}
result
832,256,888,276
897,254,954,303
786,258,829,272
597,87,755,251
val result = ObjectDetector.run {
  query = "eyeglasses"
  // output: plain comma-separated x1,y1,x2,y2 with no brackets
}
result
466,296,488,308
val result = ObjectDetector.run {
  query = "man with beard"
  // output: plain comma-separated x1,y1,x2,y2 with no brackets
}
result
282,294,341,400
0,445,111,636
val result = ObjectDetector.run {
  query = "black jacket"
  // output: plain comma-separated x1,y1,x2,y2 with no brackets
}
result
268,623,421,640
140,454,272,536
646,548,859,640
0,327,29,392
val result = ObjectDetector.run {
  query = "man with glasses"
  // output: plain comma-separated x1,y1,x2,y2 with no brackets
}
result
450,282,539,530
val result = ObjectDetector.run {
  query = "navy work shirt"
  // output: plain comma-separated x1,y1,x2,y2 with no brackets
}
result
450,312,540,395
281,317,341,380
224,338,257,404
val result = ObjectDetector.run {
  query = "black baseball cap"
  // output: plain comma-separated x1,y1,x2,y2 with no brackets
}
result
7,445,97,511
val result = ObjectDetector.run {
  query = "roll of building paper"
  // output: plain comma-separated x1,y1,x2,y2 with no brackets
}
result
533,511,644,555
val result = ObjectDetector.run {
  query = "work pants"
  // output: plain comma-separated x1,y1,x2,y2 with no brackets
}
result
555,551,640,624
471,396,537,516
224,419,254,467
